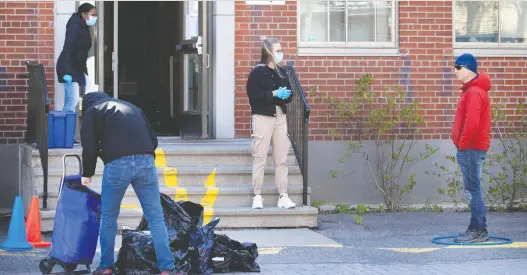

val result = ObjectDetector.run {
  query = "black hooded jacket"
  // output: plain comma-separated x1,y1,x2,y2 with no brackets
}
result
56,13,92,87
80,92,158,177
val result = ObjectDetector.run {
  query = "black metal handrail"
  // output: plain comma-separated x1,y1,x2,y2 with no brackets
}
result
285,65,310,206
25,61,49,209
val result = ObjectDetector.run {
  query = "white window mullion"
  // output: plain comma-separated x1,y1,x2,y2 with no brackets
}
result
345,0,349,43
497,1,501,46
327,1,331,42
392,1,397,45
374,1,378,42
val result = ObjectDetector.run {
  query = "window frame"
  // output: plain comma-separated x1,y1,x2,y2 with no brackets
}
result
297,0,400,56
452,0,527,57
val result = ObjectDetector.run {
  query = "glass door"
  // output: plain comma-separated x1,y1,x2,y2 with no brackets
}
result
198,0,213,138
177,1,213,139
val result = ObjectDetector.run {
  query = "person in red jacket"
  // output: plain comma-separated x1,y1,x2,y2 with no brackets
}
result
451,53,491,243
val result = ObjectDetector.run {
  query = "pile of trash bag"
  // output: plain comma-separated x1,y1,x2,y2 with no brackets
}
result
114,193,260,275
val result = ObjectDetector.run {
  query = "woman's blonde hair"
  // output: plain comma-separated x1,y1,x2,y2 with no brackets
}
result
259,36,285,78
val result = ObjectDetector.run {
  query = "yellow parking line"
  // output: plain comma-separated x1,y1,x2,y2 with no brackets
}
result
446,242,527,249
204,168,216,188
100,247,283,255
164,168,178,187
258,247,283,254
121,204,139,209
163,167,188,202
154,148,167,167
380,248,441,253
201,169,219,225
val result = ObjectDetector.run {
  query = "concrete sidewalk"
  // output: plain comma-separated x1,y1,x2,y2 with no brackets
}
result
231,260,527,275
1,212,526,274
10,259,527,275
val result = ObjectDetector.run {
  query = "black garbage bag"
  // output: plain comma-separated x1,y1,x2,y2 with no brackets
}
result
114,229,192,275
114,193,260,274
188,217,219,275
137,193,218,274
211,234,260,273
137,194,205,234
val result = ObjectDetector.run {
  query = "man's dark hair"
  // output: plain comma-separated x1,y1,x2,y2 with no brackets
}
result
77,3,96,16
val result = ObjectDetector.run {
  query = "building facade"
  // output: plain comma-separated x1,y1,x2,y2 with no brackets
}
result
1,0,526,207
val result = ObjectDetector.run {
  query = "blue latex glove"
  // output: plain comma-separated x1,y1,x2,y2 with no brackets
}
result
63,74,72,84
274,87,291,100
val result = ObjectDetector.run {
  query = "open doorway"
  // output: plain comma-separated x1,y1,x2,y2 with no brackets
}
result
103,1,184,136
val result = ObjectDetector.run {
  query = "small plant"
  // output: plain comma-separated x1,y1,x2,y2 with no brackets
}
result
335,204,351,214
425,155,467,207
355,215,364,225
312,200,325,209
310,74,438,211
354,204,368,224
484,99,527,210
431,205,442,212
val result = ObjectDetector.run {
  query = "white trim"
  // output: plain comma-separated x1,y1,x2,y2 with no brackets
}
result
245,0,285,5
453,48,527,57
298,46,400,56
53,0,78,110
212,0,235,139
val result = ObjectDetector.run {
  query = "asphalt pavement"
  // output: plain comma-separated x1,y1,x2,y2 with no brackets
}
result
0,212,526,274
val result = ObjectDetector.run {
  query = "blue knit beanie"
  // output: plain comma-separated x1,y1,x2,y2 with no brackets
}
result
455,53,478,74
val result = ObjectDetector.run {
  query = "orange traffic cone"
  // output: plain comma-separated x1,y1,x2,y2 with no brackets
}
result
25,196,51,248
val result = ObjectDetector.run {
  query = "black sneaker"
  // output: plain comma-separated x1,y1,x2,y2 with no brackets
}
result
454,228,489,243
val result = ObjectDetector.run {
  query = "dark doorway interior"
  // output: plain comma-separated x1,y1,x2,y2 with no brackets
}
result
103,1,183,136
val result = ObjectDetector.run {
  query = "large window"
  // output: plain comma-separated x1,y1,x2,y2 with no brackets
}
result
298,0,397,56
454,1,527,51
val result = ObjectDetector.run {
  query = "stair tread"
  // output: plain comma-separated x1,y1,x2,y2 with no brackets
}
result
41,206,319,217
44,185,308,196
36,165,302,175
35,141,294,156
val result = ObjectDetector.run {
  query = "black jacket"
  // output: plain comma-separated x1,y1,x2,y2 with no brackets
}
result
56,13,92,87
80,92,158,177
246,64,293,117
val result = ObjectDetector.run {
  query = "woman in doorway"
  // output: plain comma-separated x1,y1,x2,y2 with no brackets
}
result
56,2,97,112
246,36,296,209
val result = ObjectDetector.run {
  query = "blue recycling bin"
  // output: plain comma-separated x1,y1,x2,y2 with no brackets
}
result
48,111,77,148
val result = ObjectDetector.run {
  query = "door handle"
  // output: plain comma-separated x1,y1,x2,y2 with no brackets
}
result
206,54,210,69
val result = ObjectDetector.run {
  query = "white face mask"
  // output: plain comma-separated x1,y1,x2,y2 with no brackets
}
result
274,51,283,64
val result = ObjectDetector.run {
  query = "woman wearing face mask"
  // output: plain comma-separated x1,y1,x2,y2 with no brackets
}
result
246,36,296,210
56,3,97,113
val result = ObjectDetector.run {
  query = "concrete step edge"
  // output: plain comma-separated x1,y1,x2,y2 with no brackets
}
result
41,206,319,218
35,165,302,176
42,185,310,197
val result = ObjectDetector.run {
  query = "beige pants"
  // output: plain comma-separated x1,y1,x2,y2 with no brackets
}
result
251,106,290,195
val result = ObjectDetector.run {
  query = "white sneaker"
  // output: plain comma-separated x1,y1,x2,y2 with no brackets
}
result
252,195,263,209
277,194,296,209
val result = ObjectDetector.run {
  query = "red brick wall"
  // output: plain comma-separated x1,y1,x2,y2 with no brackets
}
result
0,1,55,144
234,1,527,140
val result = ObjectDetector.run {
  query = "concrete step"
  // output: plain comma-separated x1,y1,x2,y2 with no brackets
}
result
40,206,319,232
42,185,310,210
33,165,303,194
28,142,298,169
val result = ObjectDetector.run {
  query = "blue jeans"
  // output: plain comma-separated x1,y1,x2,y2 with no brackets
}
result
62,82,81,112
456,149,488,230
99,154,175,271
